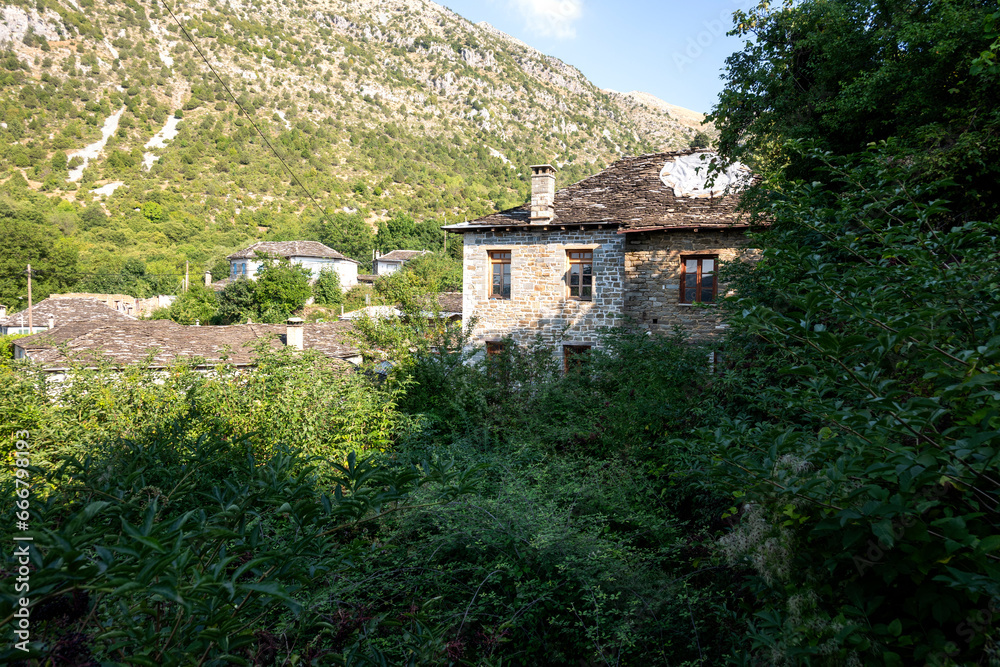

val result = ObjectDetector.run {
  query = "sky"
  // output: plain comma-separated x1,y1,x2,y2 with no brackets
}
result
437,0,753,114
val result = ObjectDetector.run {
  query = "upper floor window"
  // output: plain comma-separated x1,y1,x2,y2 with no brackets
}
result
567,250,593,300
490,251,512,299
681,256,716,304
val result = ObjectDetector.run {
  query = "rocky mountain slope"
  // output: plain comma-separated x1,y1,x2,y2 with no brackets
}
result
0,0,710,275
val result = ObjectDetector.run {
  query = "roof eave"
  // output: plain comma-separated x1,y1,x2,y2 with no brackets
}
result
618,224,753,234
443,220,621,233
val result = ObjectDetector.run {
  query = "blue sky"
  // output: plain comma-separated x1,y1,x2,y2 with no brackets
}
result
438,0,752,114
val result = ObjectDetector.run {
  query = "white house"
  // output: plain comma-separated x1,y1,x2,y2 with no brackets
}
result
227,241,359,289
373,249,432,276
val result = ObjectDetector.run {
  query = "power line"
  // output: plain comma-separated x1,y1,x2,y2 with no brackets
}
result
159,0,334,226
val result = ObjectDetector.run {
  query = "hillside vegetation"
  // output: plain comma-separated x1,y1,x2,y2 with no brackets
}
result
0,0,708,303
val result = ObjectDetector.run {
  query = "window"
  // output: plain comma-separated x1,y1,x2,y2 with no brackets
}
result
567,250,593,300
680,256,717,304
563,344,591,372
486,341,505,357
490,251,511,299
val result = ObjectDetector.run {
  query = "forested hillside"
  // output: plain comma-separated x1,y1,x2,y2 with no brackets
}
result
0,0,707,304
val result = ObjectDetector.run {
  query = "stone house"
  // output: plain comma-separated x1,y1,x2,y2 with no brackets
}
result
373,249,433,276
227,241,359,289
443,150,753,366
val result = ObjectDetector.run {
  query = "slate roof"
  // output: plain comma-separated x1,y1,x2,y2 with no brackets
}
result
377,250,432,262
0,297,137,329
443,150,747,232
340,292,462,321
435,292,463,314
14,320,359,369
227,241,359,263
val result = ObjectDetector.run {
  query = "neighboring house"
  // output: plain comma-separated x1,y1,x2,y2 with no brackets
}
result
227,241,359,289
443,150,753,365
373,249,432,276
12,318,361,371
44,292,176,318
0,297,137,335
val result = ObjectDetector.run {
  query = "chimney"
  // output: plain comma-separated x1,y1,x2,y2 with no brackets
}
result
48,315,54,330
204,271,212,287
0,305,6,318
286,317,304,351
529,164,556,222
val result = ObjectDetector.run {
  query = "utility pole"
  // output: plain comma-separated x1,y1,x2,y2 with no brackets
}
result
26,264,32,333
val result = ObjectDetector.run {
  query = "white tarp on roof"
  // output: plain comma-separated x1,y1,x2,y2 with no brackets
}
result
659,152,750,198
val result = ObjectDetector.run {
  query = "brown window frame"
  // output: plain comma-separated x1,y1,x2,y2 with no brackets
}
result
680,255,718,304
485,341,505,357
566,250,594,301
563,344,592,372
489,251,512,300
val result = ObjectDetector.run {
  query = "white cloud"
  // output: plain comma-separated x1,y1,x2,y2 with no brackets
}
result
509,0,582,39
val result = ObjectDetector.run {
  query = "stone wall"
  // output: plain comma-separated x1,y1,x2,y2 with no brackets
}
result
462,228,625,359
623,228,751,340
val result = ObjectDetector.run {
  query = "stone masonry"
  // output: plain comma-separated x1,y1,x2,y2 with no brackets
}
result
624,228,751,339
463,228,624,357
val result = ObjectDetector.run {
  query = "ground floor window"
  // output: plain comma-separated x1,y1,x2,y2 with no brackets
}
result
563,344,592,372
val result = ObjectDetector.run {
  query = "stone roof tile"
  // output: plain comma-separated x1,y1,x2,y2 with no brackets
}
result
0,297,137,328
447,149,748,232
16,320,359,369
377,249,432,262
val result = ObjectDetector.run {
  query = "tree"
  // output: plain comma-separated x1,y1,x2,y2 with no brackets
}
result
0,202,78,307
304,210,376,270
312,267,343,306
688,130,711,149
166,283,218,325
709,0,1000,221
254,258,312,322
216,278,257,324
375,214,443,256
400,253,462,292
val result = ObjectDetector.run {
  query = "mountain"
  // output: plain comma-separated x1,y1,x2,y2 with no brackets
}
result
0,0,711,279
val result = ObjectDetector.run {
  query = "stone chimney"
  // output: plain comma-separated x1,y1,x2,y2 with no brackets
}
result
529,164,556,222
0,305,6,318
204,271,212,287
286,317,304,351
48,315,54,330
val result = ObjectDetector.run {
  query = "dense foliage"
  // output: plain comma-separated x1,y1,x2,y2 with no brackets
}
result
1,331,747,665
703,0,1000,663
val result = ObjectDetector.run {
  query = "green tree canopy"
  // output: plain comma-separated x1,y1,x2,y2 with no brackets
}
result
0,200,78,307
312,267,343,306
165,283,219,325
709,0,1000,220
254,258,312,321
